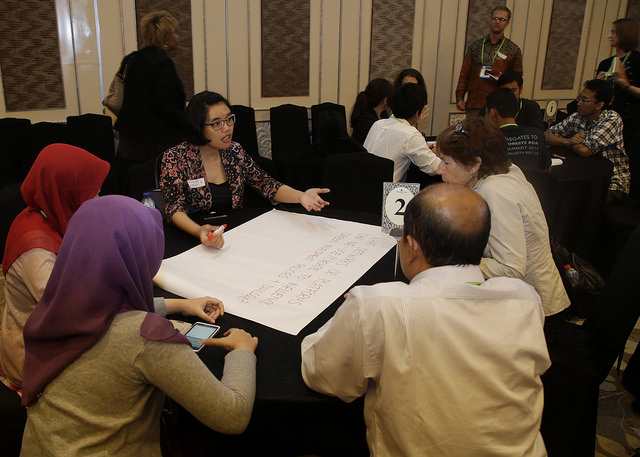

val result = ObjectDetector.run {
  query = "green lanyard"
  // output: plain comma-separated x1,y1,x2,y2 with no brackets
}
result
481,36,505,65
514,99,523,120
608,52,631,73
499,123,518,128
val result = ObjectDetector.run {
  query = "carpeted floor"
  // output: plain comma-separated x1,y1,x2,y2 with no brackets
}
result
596,327,640,457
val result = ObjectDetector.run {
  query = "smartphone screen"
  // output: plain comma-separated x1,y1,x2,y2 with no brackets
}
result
185,322,221,352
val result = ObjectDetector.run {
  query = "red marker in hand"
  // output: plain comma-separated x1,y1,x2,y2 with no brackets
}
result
207,224,227,241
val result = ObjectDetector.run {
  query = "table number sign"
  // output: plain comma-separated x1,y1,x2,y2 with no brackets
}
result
544,100,559,126
381,182,420,238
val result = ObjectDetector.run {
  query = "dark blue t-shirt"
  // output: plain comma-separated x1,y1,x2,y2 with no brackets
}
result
501,124,551,170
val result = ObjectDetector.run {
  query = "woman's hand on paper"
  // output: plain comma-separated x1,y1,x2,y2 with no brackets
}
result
185,297,224,323
200,224,225,249
300,188,330,212
203,328,258,353
166,297,224,323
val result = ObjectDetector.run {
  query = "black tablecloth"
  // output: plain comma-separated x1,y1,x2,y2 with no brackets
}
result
157,206,399,456
521,149,613,261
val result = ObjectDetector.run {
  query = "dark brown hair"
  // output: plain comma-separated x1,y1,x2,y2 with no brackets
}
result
393,68,427,92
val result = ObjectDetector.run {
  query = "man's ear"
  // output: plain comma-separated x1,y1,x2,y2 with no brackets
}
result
596,100,605,112
485,107,496,123
405,235,421,263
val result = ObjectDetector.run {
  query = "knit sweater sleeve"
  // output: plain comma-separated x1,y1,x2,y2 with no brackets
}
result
136,339,256,434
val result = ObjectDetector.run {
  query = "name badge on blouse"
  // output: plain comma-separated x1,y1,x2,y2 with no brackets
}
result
497,51,507,60
188,178,206,189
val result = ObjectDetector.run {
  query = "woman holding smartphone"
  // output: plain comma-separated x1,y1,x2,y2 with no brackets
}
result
20,195,258,455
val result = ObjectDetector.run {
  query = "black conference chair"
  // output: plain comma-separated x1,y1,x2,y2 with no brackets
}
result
405,164,442,189
309,103,366,158
66,113,118,195
0,181,26,260
270,104,323,188
321,152,393,214
0,118,31,189
24,122,73,177
540,224,640,457
311,102,348,144
231,104,261,159
231,104,276,181
270,103,310,159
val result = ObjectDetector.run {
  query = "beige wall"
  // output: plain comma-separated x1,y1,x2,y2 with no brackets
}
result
0,0,632,137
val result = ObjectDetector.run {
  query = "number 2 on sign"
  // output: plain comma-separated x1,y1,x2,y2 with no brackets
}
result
394,198,406,216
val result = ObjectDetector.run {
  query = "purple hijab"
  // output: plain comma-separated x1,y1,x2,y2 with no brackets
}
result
22,195,188,406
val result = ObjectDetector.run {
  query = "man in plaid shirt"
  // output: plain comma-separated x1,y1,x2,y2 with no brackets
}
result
547,79,631,205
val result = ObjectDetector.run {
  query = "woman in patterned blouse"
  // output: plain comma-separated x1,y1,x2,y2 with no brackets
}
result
160,91,330,248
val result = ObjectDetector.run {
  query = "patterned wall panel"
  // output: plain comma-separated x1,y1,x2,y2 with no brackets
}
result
135,0,194,99
0,0,65,111
464,0,507,52
541,0,586,90
368,0,415,83
261,0,310,97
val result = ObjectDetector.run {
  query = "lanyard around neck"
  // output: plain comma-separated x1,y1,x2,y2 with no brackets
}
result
609,52,631,73
514,99,523,120
482,36,505,65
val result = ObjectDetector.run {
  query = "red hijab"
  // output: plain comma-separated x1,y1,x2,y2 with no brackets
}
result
2,143,110,275
22,196,189,406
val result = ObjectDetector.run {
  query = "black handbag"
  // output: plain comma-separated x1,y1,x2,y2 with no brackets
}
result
551,238,606,317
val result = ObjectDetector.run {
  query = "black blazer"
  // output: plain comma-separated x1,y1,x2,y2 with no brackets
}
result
115,46,186,151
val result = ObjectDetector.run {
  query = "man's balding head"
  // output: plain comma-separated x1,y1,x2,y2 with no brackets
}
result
401,183,490,278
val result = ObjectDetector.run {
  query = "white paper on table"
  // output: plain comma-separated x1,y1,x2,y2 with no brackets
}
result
154,209,397,335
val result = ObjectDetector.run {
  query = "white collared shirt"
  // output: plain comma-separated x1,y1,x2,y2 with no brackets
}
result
363,116,440,182
302,265,550,457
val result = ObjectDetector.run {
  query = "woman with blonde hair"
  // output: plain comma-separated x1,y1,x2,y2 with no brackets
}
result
114,10,186,196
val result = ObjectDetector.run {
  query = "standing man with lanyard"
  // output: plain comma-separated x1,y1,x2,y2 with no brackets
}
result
456,5,523,118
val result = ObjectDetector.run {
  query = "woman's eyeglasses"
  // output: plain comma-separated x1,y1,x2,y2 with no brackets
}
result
203,114,236,130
